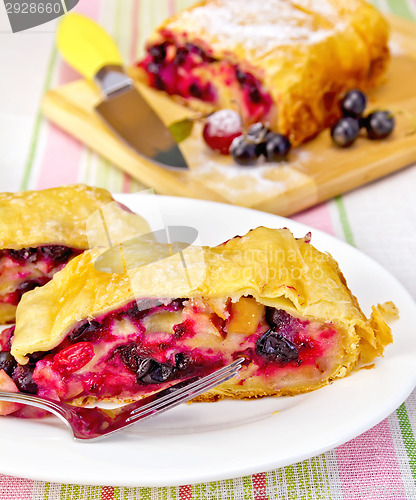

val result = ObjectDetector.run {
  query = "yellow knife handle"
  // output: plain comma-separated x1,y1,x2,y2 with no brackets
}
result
57,13,123,81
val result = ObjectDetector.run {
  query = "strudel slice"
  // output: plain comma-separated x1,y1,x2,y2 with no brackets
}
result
2,227,394,413
134,0,390,146
0,184,148,324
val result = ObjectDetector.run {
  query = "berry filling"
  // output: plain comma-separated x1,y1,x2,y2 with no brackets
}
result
138,35,273,124
0,246,83,309
1,296,343,414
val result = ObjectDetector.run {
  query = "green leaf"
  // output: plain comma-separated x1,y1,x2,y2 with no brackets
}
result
169,118,194,143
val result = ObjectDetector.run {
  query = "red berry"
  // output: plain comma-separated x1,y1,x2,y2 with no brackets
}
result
203,110,243,155
53,342,95,374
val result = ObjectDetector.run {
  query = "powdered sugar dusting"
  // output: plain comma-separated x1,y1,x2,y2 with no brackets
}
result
389,39,405,56
169,0,345,57
206,110,242,137
190,149,314,207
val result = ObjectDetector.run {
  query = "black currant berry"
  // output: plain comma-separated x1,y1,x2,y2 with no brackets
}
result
230,135,259,166
340,90,367,118
331,117,360,148
246,122,270,143
264,133,291,162
364,110,395,140
256,330,299,364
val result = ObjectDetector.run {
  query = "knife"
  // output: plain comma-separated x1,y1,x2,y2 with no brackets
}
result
57,13,189,170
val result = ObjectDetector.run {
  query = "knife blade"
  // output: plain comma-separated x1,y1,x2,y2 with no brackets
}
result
57,13,188,170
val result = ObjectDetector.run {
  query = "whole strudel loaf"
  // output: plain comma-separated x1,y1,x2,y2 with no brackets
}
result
134,0,390,146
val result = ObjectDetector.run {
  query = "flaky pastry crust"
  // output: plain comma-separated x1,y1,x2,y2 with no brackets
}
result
0,184,147,250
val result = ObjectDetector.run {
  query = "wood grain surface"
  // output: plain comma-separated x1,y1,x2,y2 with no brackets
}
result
42,14,416,216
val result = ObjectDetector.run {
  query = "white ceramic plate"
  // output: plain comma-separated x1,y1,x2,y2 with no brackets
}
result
1,195,416,487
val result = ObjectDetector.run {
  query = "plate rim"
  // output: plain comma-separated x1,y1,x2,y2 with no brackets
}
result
0,193,415,487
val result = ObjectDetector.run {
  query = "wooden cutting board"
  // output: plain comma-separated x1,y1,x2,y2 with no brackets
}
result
42,14,416,217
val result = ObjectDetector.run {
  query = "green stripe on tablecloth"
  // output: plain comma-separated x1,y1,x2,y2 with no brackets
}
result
194,482,206,499
310,457,321,499
281,458,333,500
284,465,299,499
72,484,81,499
317,455,331,499
270,469,281,497
59,483,65,499
300,461,313,499
334,196,356,247
225,478,234,499
20,47,58,191
59,483,67,499
278,468,286,497
138,486,152,500
397,403,416,483
43,482,50,500
387,0,414,19
283,464,303,499
208,480,220,499
96,158,112,191
170,486,178,500
84,150,94,186
242,475,253,499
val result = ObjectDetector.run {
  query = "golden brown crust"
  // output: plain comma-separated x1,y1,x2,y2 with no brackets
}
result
137,0,390,146
0,184,148,250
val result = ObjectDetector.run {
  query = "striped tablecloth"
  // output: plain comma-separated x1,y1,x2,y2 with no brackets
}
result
1,0,416,498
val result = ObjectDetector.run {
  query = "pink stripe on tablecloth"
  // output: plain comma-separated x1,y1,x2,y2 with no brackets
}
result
121,171,132,194
36,0,102,190
74,0,102,20
0,475,34,499
252,472,268,500
168,0,176,15
100,485,114,500
291,202,335,236
337,419,406,500
130,0,141,64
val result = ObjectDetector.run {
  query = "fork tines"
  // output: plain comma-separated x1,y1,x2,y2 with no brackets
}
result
126,358,244,424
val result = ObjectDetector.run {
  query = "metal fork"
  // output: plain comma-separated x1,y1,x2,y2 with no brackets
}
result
0,358,243,442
